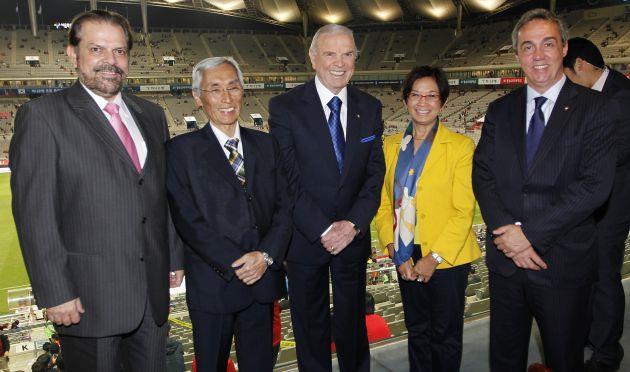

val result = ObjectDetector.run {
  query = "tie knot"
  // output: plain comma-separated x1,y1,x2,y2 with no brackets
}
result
327,96,342,113
104,102,120,116
224,138,239,152
534,96,547,110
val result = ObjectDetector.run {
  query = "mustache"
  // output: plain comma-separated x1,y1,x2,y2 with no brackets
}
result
94,64,125,76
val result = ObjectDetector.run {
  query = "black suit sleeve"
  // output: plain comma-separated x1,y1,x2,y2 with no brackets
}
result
10,102,78,308
522,100,616,253
166,143,242,281
473,101,518,231
257,137,293,268
345,102,385,237
269,97,332,243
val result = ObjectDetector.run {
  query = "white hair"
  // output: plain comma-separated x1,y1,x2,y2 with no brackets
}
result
191,56,244,93
309,24,355,54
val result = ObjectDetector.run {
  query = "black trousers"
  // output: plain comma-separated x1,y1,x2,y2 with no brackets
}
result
59,299,168,372
287,257,370,372
398,263,470,372
587,223,628,367
489,270,592,372
189,301,273,372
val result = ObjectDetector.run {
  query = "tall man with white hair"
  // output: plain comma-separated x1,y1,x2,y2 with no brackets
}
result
166,57,292,371
269,24,384,371
473,8,616,372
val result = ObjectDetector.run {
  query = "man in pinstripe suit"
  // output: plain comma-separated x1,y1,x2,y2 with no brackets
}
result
10,10,184,371
473,9,616,372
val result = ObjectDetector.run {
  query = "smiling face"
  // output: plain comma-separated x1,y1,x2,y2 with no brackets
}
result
309,33,356,94
515,18,567,94
406,77,442,128
66,20,129,100
193,62,243,136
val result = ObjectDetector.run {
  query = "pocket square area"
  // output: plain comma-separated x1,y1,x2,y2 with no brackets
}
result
360,135,376,143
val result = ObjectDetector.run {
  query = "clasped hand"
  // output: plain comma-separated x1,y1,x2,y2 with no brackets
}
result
321,220,358,255
232,251,267,285
493,224,547,271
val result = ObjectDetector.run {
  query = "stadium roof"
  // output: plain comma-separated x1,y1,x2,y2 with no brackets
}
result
1,0,628,33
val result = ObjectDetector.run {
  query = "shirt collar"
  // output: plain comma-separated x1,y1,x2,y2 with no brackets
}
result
209,121,242,148
591,67,609,92
315,75,348,109
526,74,566,104
80,81,124,111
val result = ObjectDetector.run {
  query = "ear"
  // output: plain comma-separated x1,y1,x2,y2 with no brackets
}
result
308,49,317,70
192,91,203,107
66,45,78,68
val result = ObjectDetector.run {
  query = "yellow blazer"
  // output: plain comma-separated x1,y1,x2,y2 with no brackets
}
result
374,123,481,269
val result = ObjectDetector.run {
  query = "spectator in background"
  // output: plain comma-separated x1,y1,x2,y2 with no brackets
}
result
375,65,481,371
166,325,185,372
563,36,630,372
0,332,9,372
364,293,391,343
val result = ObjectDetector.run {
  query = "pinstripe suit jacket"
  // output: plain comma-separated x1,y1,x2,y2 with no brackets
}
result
472,79,616,288
10,82,184,337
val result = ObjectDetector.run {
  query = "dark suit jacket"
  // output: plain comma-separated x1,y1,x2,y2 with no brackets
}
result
595,68,630,228
166,124,292,314
10,82,184,337
268,80,385,264
472,79,616,288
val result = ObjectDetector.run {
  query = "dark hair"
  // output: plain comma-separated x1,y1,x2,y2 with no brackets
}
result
365,292,375,315
68,10,133,51
401,65,449,107
563,37,605,70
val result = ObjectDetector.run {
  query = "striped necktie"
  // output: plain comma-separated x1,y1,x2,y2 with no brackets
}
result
526,96,547,169
224,138,246,186
327,96,345,174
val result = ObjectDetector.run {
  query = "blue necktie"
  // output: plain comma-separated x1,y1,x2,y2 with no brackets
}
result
526,96,547,169
327,96,345,174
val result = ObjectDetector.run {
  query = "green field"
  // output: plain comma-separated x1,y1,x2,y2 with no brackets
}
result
0,173,30,314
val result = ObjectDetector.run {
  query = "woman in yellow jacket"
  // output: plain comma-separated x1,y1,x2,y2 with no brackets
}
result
375,66,481,372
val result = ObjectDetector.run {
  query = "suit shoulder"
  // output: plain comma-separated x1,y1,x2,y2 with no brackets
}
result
19,88,66,110
270,83,305,105
383,132,403,146
349,85,381,106
166,129,205,150
241,126,272,141
489,87,523,109
124,93,163,113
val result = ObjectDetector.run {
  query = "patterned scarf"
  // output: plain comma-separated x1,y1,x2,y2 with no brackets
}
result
392,121,437,266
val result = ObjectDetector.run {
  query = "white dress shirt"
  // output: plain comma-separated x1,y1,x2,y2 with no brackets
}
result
315,75,348,139
209,122,244,161
525,75,566,131
591,67,609,92
81,83,147,166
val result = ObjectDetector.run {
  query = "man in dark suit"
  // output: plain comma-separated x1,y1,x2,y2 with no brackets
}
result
10,10,184,371
563,37,630,372
166,56,292,372
269,24,384,372
472,9,616,372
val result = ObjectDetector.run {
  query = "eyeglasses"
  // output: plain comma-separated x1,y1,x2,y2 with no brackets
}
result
408,92,440,103
199,86,243,98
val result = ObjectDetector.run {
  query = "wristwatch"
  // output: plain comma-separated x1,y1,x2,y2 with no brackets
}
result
261,252,274,266
430,252,443,264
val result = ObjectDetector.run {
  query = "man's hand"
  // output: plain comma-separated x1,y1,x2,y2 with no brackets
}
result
46,298,84,326
397,259,418,281
413,255,439,283
232,251,267,285
169,270,185,288
321,220,358,255
511,247,548,271
493,224,532,257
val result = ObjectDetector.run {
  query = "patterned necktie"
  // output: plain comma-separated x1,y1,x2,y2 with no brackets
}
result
224,138,246,186
103,102,142,173
327,96,345,174
526,96,547,169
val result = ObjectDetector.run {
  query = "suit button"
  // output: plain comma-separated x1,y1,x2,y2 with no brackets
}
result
252,224,259,230
142,217,147,224
247,195,253,202
138,178,144,185
140,257,144,262
420,214,426,219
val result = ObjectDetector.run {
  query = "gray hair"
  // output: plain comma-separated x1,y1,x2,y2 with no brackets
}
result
191,56,244,93
309,24,356,54
511,8,569,53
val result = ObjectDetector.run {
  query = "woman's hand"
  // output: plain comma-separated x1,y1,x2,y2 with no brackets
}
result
386,243,395,259
397,259,418,281
413,255,439,283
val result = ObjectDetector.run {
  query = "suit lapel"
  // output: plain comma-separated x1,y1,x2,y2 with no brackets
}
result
510,88,528,177
421,123,448,176
65,82,141,174
240,128,258,190
527,80,576,175
200,124,243,190
340,86,361,183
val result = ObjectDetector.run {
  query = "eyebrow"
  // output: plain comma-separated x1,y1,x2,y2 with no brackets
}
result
520,36,558,47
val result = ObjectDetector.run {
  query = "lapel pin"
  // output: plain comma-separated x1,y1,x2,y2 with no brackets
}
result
564,106,569,111
356,114,360,118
